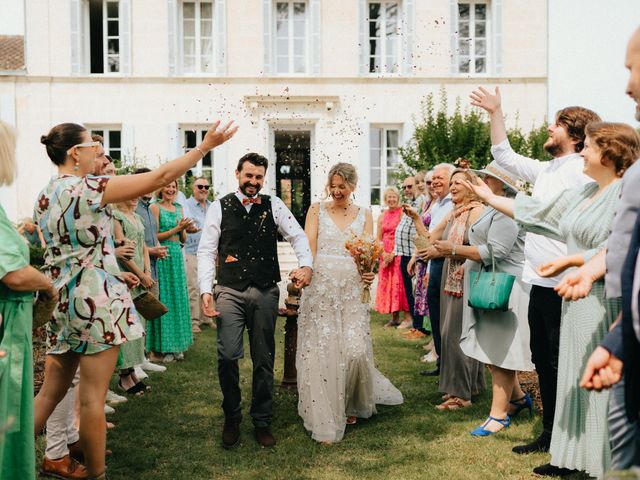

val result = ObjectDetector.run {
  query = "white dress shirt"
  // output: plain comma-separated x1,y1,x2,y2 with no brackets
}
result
197,191,313,294
491,139,590,287
429,194,453,233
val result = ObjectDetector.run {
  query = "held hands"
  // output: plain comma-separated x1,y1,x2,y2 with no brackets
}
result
537,257,572,278
433,240,454,257
201,293,220,317
579,346,624,391
417,246,439,262
200,121,239,152
469,86,502,115
289,266,313,289
120,272,140,289
361,271,375,286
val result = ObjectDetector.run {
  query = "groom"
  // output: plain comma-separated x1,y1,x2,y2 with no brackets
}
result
198,152,313,448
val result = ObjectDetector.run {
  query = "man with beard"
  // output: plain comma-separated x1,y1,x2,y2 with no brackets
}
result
197,153,313,449
470,88,600,476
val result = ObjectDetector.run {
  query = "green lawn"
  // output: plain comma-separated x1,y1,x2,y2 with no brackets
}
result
72,312,589,480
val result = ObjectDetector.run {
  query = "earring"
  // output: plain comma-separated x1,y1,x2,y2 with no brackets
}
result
73,161,79,171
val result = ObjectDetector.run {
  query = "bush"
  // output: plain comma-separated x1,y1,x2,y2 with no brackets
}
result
398,87,550,177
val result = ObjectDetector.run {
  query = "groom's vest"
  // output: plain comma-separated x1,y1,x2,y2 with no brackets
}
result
217,193,280,291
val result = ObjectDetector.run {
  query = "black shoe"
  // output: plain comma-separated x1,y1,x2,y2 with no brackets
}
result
512,433,551,454
420,368,440,377
254,426,276,448
222,418,241,449
532,463,575,477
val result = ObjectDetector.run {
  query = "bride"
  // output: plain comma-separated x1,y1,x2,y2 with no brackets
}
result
296,162,403,443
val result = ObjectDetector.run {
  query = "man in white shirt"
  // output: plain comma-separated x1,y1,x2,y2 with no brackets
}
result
197,153,313,450
471,87,600,475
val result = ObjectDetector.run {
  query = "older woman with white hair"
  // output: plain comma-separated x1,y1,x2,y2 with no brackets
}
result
0,121,57,479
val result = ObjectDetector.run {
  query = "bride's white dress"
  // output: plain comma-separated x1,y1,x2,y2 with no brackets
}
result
296,202,403,443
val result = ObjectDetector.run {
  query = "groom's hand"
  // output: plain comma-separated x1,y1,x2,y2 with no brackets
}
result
290,266,312,288
201,293,220,317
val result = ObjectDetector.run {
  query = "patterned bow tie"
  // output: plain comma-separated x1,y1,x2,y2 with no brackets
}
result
242,196,262,205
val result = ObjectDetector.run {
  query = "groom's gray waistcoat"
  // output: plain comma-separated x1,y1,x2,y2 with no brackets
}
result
217,193,280,291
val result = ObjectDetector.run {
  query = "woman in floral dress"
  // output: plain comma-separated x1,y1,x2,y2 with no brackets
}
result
32,121,237,479
148,181,193,362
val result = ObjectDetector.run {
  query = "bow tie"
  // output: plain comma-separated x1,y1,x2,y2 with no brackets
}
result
242,196,262,205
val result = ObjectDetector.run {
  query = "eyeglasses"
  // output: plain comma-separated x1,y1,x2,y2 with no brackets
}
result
71,141,101,150
196,184,210,190
426,181,433,185
402,185,413,189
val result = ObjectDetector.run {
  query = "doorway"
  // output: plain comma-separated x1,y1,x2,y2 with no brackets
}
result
274,130,311,228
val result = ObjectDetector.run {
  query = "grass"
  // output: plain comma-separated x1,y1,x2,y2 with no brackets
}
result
43,312,591,480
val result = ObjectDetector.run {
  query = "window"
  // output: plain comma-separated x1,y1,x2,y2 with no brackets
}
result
89,128,122,162
88,0,121,73
180,0,215,74
274,1,309,74
370,127,400,205
367,1,401,74
181,127,213,184
455,1,489,74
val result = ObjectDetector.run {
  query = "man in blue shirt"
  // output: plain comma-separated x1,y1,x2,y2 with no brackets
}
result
184,176,214,333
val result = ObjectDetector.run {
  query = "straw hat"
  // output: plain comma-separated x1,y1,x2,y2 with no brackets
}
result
472,161,523,192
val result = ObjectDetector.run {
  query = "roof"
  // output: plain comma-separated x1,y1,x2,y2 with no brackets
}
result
0,35,25,72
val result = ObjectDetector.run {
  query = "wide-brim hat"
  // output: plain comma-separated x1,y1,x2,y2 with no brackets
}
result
471,161,522,193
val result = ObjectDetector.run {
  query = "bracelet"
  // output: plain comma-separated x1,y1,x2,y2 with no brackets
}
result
194,146,206,160
452,245,457,256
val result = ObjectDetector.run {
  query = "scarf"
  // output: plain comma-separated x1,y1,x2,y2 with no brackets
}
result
443,201,483,296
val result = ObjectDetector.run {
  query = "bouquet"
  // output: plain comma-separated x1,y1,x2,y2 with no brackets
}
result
345,233,384,303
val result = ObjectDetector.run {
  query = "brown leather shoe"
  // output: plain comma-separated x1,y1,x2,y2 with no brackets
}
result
41,454,89,479
254,426,276,448
222,418,241,449
68,441,112,463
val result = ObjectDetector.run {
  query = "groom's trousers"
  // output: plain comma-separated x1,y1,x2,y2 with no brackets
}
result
214,283,280,428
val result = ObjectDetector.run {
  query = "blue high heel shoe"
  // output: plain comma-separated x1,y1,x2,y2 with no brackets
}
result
509,393,533,418
470,416,511,437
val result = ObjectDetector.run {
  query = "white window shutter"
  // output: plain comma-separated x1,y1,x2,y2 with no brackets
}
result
492,0,503,74
402,0,415,75
122,125,135,165
310,0,321,75
215,0,227,75
358,0,367,75
70,0,82,75
358,123,372,206
119,0,131,75
449,0,459,74
263,0,274,75
168,0,179,76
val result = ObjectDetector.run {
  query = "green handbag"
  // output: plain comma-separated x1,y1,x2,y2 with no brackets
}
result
467,244,516,312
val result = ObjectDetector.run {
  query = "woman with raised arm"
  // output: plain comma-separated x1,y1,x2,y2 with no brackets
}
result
464,122,640,478
32,120,236,480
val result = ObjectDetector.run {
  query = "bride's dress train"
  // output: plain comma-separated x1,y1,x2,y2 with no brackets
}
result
296,203,403,443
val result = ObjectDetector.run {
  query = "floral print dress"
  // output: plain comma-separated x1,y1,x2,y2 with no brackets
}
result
34,175,143,355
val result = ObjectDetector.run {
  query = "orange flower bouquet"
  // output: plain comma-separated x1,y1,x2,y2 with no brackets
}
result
345,233,385,303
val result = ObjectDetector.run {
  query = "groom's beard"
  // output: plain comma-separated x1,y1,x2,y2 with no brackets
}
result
240,182,262,197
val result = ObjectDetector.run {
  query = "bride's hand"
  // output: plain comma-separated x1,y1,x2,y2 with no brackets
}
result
361,271,375,286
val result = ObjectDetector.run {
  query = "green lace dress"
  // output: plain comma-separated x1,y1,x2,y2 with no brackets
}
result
113,209,147,370
0,204,35,479
146,203,192,354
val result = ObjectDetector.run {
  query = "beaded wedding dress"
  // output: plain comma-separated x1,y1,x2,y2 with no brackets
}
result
296,203,403,443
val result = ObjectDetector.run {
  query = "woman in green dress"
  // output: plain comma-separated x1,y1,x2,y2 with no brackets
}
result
0,121,57,480
467,122,640,477
148,180,194,362
32,121,237,479
113,197,155,394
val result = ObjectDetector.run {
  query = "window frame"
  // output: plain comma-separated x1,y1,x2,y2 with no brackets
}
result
88,126,123,162
179,0,216,75
179,125,214,184
273,0,310,76
370,125,402,206
366,0,402,76
453,0,492,76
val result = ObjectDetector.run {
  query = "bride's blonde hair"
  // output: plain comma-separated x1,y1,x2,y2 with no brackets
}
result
324,163,358,198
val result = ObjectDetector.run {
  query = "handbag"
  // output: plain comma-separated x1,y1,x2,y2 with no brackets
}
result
467,244,516,312
133,290,168,320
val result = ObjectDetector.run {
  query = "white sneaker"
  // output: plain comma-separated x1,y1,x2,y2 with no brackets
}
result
141,359,166,373
106,389,127,405
133,366,148,380
104,404,115,415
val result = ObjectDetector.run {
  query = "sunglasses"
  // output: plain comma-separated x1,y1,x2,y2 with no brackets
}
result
68,141,101,153
196,184,210,190
426,181,433,185
402,185,413,189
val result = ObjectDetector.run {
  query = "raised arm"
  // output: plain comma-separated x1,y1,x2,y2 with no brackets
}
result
470,86,507,145
101,121,238,205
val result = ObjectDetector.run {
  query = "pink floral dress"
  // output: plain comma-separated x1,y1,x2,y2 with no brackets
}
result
375,208,409,314
34,175,143,355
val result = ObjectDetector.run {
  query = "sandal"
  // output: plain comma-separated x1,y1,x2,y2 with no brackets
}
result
346,416,357,425
435,397,471,411
118,379,145,396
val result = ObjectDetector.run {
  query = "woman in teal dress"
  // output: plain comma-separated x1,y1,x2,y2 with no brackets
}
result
113,197,155,394
0,121,56,480
148,180,193,362
468,122,640,478
32,121,237,479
